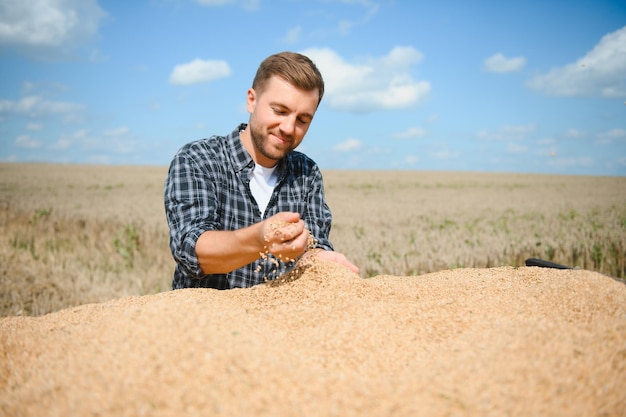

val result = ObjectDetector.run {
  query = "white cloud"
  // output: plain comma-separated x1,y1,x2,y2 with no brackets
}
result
281,26,302,44
565,128,586,138
527,25,626,98
432,149,460,159
334,0,379,35
15,134,42,149
393,126,427,139
333,138,362,152
49,137,71,150
404,155,419,165
596,128,626,144
476,124,536,141
48,129,87,150
0,95,83,117
484,53,526,73
26,122,43,131
302,46,430,112
104,126,130,137
194,0,260,11
506,143,528,154
194,0,235,4
51,127,136,154
615,157,626,169
0,0,106,49
536,142,559,158
169,59,231,86
537,137,556,146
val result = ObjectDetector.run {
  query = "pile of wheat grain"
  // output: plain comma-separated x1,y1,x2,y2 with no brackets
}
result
1,259,625,417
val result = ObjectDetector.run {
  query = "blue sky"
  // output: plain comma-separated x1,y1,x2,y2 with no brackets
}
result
1,0,625,175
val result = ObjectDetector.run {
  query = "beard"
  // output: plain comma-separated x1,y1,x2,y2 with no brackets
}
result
249,122,295,163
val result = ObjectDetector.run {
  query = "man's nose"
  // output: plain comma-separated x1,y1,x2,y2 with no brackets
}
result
280,116,296,137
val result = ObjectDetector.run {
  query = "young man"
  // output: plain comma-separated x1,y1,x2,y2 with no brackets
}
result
164,51,359,289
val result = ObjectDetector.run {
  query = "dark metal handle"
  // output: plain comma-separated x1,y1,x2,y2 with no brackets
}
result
525,258,573,270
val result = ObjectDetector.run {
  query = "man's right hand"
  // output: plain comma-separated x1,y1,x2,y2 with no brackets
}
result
262,212,311,262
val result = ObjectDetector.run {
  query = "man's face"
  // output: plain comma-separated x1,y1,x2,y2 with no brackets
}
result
245,75,319,167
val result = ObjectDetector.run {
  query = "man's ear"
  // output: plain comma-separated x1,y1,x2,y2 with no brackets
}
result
246,88,256,113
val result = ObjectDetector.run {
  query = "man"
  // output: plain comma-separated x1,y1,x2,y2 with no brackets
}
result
164,51,359,289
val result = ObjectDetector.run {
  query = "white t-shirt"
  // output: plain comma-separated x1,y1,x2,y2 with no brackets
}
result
249,163,278,215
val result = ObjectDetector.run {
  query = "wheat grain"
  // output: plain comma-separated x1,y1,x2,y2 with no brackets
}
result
258,220,319,284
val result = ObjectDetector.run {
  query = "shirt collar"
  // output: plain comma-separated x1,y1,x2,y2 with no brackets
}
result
227,123,254,174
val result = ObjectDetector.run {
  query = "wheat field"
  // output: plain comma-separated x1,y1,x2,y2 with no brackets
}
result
1,163,624,317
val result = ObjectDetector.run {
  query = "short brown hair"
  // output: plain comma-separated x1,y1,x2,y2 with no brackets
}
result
252,51,325,106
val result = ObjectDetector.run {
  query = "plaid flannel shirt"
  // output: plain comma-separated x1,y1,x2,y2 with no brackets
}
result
164,123,333,289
